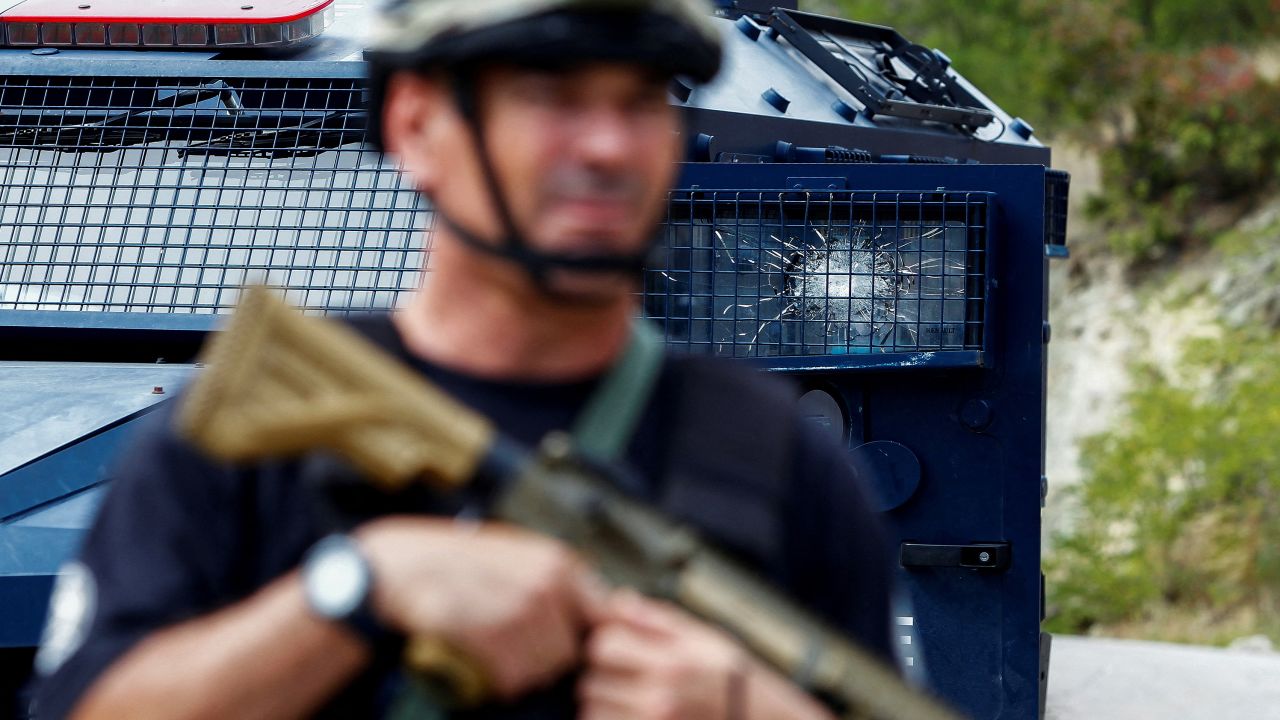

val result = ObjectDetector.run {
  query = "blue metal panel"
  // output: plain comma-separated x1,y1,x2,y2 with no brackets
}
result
0,363,195,475
0,575,57,648
672,162,1049,719
0,399,159,647
6,487,104,532
0,488,106,647
0,316,218,362
0,311,219,333
0,406,162,522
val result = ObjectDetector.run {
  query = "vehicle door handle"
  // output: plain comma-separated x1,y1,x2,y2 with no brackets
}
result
900,542,1010,571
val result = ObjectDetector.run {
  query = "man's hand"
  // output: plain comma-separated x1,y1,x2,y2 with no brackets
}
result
578,591,745,720
355,516,605,700
578,592,837,720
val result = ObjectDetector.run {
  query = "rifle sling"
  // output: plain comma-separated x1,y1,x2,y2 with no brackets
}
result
569,319,665,462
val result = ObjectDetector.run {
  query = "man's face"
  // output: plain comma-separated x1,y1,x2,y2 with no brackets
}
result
385,61,683,296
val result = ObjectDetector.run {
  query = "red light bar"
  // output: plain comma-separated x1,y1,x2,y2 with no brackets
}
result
0,0,334,48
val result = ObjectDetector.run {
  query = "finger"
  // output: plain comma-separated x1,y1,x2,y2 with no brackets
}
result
472,596,582,700
578,666,645,717
585,623,668,674
607,591,683,638
577,696,634,720
486,639,568,700
578,666,640,702
519,595,584,691
572,566,612,626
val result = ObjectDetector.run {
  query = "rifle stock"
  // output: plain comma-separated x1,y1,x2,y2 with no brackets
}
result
179,287,963,720
179,286,493,492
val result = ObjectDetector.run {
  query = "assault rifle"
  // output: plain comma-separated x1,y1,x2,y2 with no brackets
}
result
177,286,962,720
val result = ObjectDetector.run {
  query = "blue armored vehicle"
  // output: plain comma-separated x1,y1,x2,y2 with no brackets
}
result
0,1,1067,716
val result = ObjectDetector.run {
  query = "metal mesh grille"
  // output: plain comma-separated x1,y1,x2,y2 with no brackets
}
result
1,74,990,359
0,74,428,314
1045,169,1070,251
645,190,989,357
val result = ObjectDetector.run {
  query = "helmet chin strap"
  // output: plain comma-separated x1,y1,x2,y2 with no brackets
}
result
440,72,653,296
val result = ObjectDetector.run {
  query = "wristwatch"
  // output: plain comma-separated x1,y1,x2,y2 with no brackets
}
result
301,533,390,649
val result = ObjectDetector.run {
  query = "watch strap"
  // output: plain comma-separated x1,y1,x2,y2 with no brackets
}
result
344,592,397,652
304,534,400,653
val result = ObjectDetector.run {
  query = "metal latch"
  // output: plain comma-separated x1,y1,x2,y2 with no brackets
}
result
900,542,1010,571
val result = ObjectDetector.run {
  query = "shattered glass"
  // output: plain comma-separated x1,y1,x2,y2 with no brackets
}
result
646,194,985,357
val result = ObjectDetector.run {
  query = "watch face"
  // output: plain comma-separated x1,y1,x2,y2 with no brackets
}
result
305,537,369,619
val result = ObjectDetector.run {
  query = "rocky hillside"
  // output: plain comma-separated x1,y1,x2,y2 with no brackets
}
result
1044,151,1280,642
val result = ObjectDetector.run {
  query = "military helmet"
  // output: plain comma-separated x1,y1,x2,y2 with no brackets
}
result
364,0,722,148
367,0,723,82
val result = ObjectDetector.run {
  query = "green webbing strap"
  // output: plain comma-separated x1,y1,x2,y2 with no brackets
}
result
570,319,666,462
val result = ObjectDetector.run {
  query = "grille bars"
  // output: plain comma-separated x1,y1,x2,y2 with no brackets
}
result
1,74,989,358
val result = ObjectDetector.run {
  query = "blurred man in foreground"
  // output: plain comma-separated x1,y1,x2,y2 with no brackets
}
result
33,1,897,717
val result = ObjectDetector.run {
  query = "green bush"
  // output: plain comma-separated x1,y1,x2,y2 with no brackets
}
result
1046,327,1280,635
1090,48,1280,259
823,0,1138,132
1122,0,1280,50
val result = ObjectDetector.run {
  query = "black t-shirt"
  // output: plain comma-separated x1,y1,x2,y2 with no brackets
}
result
34,315,895,719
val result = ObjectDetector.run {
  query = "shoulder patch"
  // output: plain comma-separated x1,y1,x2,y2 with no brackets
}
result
34,562,98,676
